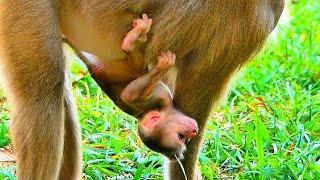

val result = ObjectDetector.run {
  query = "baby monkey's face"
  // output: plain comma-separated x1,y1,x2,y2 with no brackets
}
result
138,109,198,160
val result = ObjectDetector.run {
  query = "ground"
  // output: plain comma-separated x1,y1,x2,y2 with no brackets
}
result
0,0,319,179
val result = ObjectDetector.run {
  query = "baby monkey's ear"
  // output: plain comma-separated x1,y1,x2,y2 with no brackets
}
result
141,111,162,127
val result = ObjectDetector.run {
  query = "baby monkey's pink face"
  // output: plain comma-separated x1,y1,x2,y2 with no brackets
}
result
138,110,198,160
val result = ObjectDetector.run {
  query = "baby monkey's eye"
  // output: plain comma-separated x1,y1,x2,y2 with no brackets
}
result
178,132,185,140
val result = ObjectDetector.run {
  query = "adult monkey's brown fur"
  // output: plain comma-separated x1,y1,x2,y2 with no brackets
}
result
0,0,284,180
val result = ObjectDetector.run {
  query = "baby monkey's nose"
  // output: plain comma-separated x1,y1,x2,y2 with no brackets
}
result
185,125,198,139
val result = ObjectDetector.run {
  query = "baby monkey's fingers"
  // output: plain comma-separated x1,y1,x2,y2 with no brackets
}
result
166,50,176,65
142,13,148,21
133,14,152,33
142,14,152,33
157,51,176,70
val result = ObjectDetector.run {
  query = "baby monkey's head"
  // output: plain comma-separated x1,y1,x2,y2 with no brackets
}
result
138,109,198,160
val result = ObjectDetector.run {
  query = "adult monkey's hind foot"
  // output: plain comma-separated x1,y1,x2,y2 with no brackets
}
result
0,1,81,180
122,13,153,52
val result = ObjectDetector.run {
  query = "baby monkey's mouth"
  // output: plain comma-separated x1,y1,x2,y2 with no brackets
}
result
174,152,184,160
166,145,186,160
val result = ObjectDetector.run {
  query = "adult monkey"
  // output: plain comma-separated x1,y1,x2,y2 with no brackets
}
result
0,1,284,180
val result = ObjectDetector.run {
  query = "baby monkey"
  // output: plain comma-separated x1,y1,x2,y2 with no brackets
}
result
66,14,198,159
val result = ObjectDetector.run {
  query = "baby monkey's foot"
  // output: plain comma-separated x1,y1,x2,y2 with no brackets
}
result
156,51,176,71
122,14,152,52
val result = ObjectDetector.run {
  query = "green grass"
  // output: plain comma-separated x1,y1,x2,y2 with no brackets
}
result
0,0,319,179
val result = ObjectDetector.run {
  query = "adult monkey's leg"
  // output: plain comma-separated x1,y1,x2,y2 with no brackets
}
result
0,1,66,179
165,1,285,179
59,74,82,180
165,60,236,180
167,54,266,180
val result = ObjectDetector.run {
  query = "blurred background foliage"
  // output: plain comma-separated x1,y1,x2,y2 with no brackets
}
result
0,0,319,179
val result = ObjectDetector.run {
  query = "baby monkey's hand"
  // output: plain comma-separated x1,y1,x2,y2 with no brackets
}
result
156,51,176,71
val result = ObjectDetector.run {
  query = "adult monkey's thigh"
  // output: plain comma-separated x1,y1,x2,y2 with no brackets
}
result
0,1,66,179
60,76,82,180
161,1,285,179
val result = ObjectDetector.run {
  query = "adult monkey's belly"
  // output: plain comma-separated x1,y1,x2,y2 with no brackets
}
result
59,2,139,63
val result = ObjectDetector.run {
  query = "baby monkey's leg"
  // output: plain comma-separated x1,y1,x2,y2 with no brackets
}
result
122,14,152,52
121,51,176,102
62,38,109,89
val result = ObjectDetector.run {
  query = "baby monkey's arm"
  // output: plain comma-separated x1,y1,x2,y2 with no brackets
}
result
121,51,176,106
